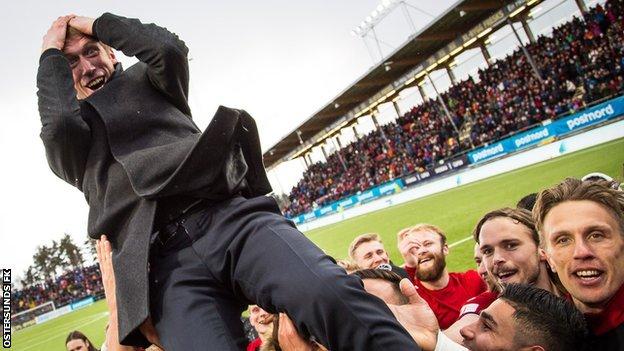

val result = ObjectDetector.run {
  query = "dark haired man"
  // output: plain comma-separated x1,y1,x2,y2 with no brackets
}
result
352,269,409,305
38,14,418,351
388,282,587,351
516,193,538,211
446,207,563,343
460,284,587,351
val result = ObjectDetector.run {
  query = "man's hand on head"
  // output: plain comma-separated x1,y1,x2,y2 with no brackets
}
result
68,16,96,36
41,15,75,53
399,239,419,268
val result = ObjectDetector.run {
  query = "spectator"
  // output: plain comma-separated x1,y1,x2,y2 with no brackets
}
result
348,233,408,279
534,178,624,349
397,224,486,329
14,264,104,314
66,331,99,351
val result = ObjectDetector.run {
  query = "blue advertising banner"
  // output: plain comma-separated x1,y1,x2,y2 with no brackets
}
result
291,179,404,224
70,297,95,311
468,96,624,164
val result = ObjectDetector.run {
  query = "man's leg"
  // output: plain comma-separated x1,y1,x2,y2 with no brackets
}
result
149,226,248,350
190,196,420,351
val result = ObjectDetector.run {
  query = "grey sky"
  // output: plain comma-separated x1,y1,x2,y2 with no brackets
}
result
0,0,456,277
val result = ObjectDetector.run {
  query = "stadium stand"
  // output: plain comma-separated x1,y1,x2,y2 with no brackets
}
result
13,264,104,314
283,0,624,217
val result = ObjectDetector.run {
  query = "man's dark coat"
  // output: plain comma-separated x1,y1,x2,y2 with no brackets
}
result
37,13,270,345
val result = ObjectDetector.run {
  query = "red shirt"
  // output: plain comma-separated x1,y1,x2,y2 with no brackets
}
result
459,291,499,319
585,282,624,336
405,267,487,329
247,338,262,351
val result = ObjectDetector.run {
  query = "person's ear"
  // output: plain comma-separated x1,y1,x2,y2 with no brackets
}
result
108,49,117,64
544,251,557,273
519,346,545,351
538,247,548,262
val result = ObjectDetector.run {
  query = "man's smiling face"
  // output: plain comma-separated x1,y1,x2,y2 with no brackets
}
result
542,200,624,313
479,217,542,287
63,35,117,99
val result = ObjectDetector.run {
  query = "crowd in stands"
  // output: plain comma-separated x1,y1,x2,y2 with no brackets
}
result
284,0,624,217
13,264,103,314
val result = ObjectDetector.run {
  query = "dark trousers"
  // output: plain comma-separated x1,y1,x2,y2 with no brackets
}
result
148,196,419,350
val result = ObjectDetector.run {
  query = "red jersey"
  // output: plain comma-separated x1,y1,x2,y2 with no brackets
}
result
585,282,624,336
405,267,487,329
247,338,262,351
459,291,499,319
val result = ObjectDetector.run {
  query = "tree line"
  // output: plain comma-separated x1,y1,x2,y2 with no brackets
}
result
21,234,97,288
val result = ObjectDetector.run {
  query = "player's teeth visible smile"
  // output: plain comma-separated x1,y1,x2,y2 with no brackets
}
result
87,77,105,89
575,270,601,277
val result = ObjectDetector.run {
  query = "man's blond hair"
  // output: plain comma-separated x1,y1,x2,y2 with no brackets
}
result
348,233,383,261
397,223,447,245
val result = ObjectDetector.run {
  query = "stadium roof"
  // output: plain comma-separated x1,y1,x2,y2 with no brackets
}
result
263,0,524,169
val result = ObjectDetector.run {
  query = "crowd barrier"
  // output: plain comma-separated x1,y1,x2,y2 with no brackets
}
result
291,155,470,225
33,297,95,325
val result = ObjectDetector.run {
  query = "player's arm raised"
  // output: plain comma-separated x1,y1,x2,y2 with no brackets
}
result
86,13,192,117
37,15,91,189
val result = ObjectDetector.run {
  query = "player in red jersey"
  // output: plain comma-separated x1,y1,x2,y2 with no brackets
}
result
397,224,486,329
446,207,565,343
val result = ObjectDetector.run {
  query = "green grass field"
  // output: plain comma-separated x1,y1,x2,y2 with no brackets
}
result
13,300,108,351
13,138,624,350
307,138,624,271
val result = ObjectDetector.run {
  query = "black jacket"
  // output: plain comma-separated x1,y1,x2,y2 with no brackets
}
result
37,13,270,345
586,324,624,350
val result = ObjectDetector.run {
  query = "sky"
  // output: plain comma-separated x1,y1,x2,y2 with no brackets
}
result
0,0,457,279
